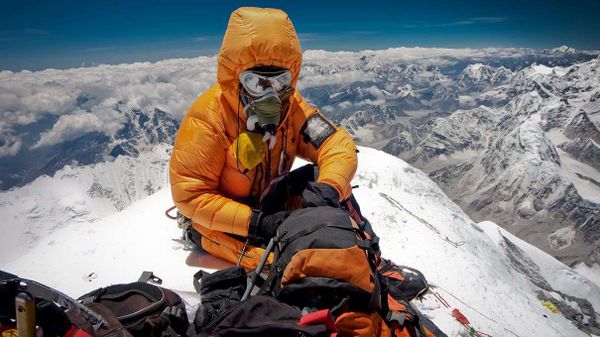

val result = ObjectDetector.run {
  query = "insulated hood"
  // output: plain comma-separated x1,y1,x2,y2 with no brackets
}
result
217,7,303,98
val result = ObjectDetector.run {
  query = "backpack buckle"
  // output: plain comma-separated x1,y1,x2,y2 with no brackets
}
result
138,271,163,285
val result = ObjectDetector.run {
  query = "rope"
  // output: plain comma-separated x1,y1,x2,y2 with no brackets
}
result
378,192,465,248
429,284,522,337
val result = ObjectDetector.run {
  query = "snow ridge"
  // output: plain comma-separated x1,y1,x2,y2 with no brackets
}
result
3,146,599,336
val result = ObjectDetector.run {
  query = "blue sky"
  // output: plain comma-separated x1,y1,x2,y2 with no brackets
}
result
1,0,599,71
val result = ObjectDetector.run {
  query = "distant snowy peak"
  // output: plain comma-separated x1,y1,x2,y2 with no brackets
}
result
342,105,408,131
458,63,513,87
552,45,576,54
110,106,179,157
0,105,179,191
359,54,384,71
559,138,600,171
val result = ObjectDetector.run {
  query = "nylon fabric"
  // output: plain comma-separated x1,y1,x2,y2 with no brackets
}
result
194,224,273,269
281,246,375,293
334,311,391,337
231,132,265,170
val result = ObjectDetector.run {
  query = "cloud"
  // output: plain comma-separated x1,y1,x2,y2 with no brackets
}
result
298,33,328,42
32,111,102,148
403,17,508,28
0,134,22,157
83,47,115,52
365,85,384,98
192,35,221,43
344,31,378,35
22,28,49,36
470,17,508,24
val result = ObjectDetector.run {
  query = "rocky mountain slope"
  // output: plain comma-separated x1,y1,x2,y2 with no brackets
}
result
316,53,600,268
357,59,600,267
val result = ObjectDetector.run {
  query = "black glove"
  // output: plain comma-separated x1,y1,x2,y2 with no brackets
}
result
249,210,290,239
302,182,339,208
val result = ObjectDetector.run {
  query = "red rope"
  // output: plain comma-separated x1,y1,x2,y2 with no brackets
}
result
431,290,495,337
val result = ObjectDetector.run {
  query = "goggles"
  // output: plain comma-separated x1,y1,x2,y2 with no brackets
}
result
239,69,292,98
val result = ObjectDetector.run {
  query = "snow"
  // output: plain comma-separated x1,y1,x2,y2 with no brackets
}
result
574,263,600,288
546,129,570,145
555,147,600,203
458,95,475,105
479,220,600,313
532,64,554,75
548,226,577,250
1,146,598,336
0,144,171,266
3,190,195,295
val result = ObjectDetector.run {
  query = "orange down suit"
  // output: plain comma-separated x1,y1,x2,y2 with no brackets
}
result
169,7,358,269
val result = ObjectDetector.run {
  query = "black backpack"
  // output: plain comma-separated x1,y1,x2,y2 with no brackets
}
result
78,282,189,337
189,267,335,337
0,271,188,337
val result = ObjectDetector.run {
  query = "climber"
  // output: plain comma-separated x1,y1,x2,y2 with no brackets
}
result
169,7,358,269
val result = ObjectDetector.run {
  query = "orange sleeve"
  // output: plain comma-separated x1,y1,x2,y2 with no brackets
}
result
169,100,251,237
293,95,358,200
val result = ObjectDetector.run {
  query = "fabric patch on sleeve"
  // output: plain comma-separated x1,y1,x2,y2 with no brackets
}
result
300,113,336,149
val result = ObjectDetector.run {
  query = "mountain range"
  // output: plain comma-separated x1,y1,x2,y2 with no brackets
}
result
298,48,600,268
1,46,598,277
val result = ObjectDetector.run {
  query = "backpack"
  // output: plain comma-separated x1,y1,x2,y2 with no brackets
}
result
197,295,336,337
78,282,189,337
190,267,336,337
0,271,188,337
191,206,448,337
191,266,247,334
264,206,382,314
377,259,447,337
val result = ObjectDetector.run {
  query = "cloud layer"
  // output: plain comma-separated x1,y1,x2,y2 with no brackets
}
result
0,47,593,158
0,56,217,156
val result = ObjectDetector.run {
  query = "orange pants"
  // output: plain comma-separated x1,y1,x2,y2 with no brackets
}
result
193,224,272,270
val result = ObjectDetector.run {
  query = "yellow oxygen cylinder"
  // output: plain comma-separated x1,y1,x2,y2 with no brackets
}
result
15,292,36,337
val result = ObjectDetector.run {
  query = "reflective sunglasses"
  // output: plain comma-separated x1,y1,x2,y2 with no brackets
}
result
239,69,292,97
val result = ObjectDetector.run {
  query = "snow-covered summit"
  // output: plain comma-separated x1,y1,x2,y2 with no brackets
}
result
457,63,513,88
1,146,599,336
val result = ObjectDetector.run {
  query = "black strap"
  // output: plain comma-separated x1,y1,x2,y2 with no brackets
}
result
193,270,205,294
365,251,382,312
278,222,364,252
